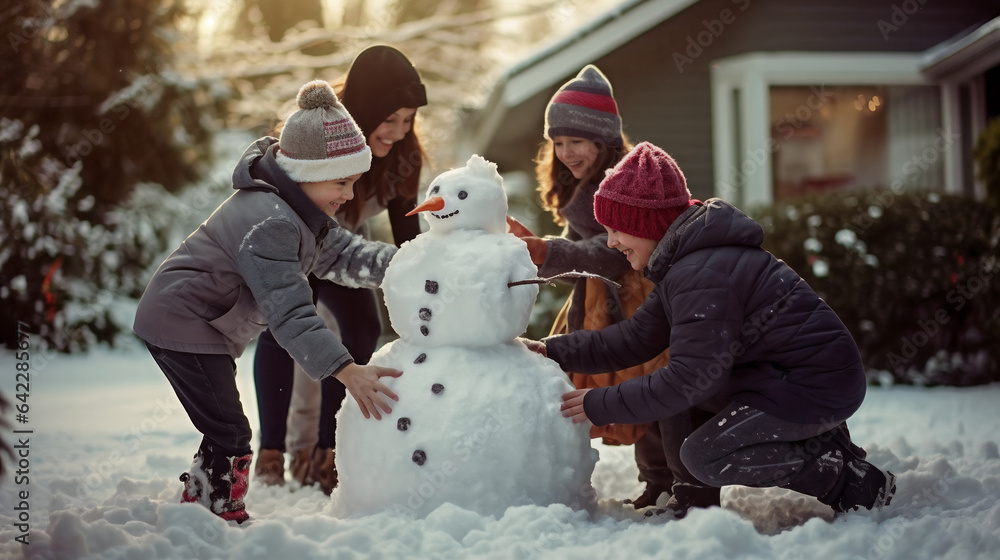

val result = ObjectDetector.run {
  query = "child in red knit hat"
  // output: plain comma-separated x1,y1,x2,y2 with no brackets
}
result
531,141,895,519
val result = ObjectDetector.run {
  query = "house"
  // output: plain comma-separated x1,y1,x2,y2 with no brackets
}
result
458,0,1000,211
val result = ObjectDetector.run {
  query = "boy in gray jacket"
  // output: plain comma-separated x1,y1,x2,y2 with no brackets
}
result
133,80,401,523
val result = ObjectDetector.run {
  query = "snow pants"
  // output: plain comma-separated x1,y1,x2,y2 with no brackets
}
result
679,402,864,502
285,367,321,453
254,277,381,451
635,406,719,490
145,341,252,457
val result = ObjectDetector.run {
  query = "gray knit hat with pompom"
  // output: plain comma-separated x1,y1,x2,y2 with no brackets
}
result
276,80,372,183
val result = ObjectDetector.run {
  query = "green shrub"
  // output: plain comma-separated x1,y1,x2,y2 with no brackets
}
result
1,0,217,351
752,189,1000,386
973,116,1000,222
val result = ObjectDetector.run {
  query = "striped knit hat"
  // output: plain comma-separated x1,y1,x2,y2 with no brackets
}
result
594,142,693,241
544,65,623,147
276,80,372,183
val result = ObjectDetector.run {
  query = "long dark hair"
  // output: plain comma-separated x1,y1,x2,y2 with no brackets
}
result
534,135,633,226
334,79,426,229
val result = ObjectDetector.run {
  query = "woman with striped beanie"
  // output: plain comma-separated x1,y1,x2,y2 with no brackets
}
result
507,65,704,514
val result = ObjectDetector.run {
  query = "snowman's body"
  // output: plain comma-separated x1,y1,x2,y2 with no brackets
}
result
378,229,537,347
333,156,597,519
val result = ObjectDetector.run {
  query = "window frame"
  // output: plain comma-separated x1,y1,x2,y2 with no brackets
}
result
709,52,956,207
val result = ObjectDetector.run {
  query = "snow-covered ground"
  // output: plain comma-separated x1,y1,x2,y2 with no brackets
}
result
1,341,999,560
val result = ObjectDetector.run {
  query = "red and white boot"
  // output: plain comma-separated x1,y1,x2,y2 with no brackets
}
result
178,442,252,524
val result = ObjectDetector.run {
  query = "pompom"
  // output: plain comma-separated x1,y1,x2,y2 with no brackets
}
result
296,80,339,110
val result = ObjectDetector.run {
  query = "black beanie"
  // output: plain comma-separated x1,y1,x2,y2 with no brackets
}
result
340,45,428,137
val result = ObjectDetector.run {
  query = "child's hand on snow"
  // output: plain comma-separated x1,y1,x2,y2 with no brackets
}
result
560,388,593,427
517,337,547,357
335,363,402,420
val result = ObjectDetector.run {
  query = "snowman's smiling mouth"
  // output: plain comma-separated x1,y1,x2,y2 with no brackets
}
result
432,210,460,219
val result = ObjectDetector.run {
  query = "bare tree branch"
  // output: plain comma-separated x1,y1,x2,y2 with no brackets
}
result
177,0,567,168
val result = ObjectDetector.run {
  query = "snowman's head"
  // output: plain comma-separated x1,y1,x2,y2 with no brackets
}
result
407,155,507,234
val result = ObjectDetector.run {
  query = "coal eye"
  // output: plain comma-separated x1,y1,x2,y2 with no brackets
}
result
430,185,440,195
458,190,468,200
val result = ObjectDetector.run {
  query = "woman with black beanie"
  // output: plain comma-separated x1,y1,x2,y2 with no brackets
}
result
252,45,428,494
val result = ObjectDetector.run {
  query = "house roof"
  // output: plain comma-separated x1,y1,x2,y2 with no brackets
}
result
460,0,1000,178
459,0,698,161
500,0,698,107
490,1,1000,113
920,16,1000,82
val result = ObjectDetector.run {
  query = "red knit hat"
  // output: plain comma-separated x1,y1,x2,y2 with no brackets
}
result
594,142,693,240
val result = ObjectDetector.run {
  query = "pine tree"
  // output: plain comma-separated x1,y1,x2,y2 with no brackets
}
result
0,0,216,350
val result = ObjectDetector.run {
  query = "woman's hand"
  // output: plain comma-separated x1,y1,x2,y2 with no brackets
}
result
335,363,402,420
506,216,547,264
560,388,593,427
505,216,536,238
522,236,548,265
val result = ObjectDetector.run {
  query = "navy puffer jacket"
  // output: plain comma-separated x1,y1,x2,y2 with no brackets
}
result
546,199,866,425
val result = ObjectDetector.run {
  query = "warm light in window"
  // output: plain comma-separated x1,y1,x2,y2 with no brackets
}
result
47,26,68,42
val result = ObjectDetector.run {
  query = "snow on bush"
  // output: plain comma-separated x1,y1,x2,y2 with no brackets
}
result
753,190,1000,386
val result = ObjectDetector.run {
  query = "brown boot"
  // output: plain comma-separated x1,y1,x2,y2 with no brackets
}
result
253,448,285,486
289,447,312,486
308,446,338,495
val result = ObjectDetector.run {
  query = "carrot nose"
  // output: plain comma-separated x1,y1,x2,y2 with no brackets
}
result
406,196,446,216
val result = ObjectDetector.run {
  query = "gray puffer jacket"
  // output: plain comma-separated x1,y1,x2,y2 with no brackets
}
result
546,199,867,426
133,137,396,380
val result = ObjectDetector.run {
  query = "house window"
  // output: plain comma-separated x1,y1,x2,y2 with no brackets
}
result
710,52,962,207
769,85,943,202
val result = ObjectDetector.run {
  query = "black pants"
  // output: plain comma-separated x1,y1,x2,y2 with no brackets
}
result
634,406,719,491
145,341,251,456
680,402,858,500
253,277,381,450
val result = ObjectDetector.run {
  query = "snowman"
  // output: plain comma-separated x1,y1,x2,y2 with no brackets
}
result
332,155,598,519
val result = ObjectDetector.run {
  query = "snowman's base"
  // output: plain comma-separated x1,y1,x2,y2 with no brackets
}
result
332,340,598,519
